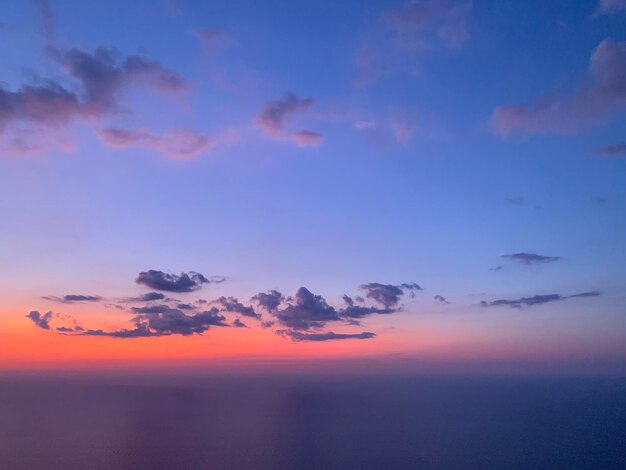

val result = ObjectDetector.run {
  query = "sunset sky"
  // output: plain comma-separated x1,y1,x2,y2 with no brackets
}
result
1,0,625,375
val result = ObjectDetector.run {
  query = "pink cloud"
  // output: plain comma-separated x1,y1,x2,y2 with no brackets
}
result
292,130,324,147
256,93,323,147
491,39,626,136
97,127,214,159
256,93,314,135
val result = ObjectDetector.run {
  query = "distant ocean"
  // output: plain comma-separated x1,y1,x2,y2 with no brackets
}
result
1,374,625,469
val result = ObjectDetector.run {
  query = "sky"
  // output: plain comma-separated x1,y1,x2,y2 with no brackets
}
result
0,0,625,375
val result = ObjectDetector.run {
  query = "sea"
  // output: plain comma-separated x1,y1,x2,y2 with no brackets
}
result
1,374,625,469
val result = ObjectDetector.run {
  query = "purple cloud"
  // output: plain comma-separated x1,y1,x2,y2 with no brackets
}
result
136,270,220,293
501,253,561,265
278,330,376,342
481,291,601,308
359,282,422,308
491,39,626,136
41,294,102,303
292,129,324,147
26,310,54,330
256,93,322,146
97,127,214,159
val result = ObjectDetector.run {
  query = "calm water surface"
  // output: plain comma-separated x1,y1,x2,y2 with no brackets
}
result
1,374,625,469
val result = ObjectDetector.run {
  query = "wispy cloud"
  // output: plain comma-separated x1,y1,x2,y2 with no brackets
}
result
491,39,626,136
480,291,600,308
594,142,626,157
501,253,560,265
97,128,215,159
256,93,323,146
41,294,102,303
595,0,626,16
277,330,376,342
356,0,472,85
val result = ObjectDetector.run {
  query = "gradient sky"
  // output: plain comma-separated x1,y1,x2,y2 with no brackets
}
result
1,0,625,374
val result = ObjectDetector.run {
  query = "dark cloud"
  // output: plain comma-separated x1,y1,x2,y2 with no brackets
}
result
41,294,102,303
491,39,626,135
82,307,227,337
136,270,215,293
30,278,416,341
341,305,395,318
26,310,54,329
481,291,601,308
434,295,450,304
278,330,376,342
251,290,284,312
213,296,259,318
272,287,340,330
568,291,602,298
132,292,166,302
489,265,504,271
501,253,560,265
131,304,172,314
359,282,422,307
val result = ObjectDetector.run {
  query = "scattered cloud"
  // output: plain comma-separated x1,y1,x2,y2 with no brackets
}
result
256,93,322,146
251,290,284,312
434,295,450,304
271,287,341,330
0,46,188,155
130,292,167,302
41,294,102,303
135,270,221,293
278,330,376,342
97,127,214,159
26,310,54,329
83,306,227,337
213,296,259,318
359,282,422,308
480,291,600,308
491,39,626,136
233,318,248,328
501,253,561,265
